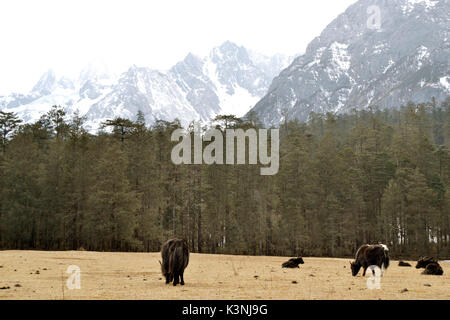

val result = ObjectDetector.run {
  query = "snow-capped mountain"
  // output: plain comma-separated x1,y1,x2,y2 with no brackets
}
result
249,0,450,127
0,41,293,131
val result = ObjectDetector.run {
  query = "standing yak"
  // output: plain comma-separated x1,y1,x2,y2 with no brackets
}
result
350,244,390,277
160,238,189,286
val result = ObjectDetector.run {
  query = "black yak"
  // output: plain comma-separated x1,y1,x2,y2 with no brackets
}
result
160,238,189,286
415,256,436,268
398,261,412,267
415,257,444,275
282,257,304,268
350,244,390,276
423,263,444,275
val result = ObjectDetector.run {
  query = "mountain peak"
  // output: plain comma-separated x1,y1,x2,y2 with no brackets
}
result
31,69,57,95
79,60,115,84
210,41,251,67
182,52,203,66
218,40,240,51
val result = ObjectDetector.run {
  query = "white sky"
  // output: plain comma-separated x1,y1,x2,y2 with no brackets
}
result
0,0,357,95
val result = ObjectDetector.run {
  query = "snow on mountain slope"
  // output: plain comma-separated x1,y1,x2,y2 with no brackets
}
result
249,0,450,128
0,42,293,132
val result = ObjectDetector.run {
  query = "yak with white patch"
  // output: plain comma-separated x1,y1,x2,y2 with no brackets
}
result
350,244,390,276
160,238,189,286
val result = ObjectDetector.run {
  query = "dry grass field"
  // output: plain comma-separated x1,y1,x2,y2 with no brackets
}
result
0,250,449,300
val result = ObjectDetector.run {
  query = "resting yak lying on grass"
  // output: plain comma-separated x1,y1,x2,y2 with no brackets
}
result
398,261,412,267
282,257,304,268
415,257,443,275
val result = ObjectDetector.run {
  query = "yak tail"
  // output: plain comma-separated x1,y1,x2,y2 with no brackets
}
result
169,245,187,274
178,243,189,268
382,247,390,274
168,249,177,274
384,254,390,269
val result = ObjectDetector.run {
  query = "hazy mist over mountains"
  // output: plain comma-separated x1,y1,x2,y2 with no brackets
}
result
0,42,293,131
0,0,449,130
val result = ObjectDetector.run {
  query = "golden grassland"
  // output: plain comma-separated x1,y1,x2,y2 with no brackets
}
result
0,250,449,300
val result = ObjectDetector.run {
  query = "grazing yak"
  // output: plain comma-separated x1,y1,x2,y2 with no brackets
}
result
160,238,189,286
350,244,390,276
398,261,412,267
415,257,444,275
282,257,305,268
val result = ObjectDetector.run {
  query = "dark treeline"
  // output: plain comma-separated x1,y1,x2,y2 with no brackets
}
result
0,98,449,259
